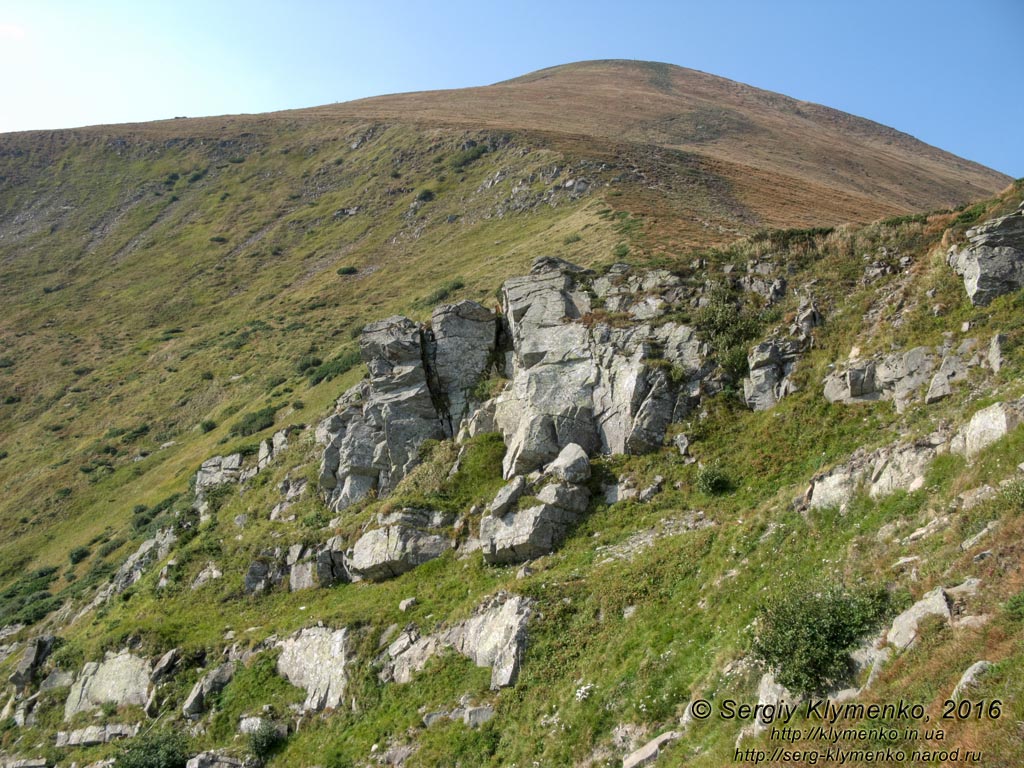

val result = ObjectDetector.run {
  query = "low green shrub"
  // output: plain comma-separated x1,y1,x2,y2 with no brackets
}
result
307,349,361,385
696,462,730,495
115,729,189,768
752,583,890,695
230,406,278,437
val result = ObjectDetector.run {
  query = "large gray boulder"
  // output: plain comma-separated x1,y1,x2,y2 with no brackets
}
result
887,588,950,650
545,443,591,484
947,202,1024,305
951,400,1023,458
480,503,580,565
276,627,351,712
348,523,451,582
63,651,152,720
383,592,532,689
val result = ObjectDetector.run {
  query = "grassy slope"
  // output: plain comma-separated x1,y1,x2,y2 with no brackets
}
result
3,174,1023,766
0,66,1020,765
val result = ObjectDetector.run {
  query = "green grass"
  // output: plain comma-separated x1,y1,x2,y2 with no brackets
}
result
1,124,1022,767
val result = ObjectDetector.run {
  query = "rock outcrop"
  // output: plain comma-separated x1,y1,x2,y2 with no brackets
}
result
8,635,53,692
947,202,1024,305
55,723,138,748
193,428,295,517
742,339,802,411
316,260,717,513
276,626,351,712
480,444,591,564
494,258,689,478
318,305,499,512
824,347,936,413
63,651,151,720
182,663,236,718
805,431,948,511
382,592,532,690
80,529,176,616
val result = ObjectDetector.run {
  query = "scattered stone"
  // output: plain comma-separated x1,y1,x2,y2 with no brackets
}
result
952,661,993,700
622,730,681,768
637,476,664,503
191,562,223,591
399,598,418,612
238,716,287,739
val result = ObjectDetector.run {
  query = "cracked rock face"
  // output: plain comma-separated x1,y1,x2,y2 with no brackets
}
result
480,445,591,564
318,306,498,512
495,258,689,478
823,347,937,413
947,202,1024,305
64,651,151,720
742,338,803,411
276,627,351,712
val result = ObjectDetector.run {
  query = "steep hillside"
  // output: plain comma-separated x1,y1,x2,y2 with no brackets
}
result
0,61,1022,768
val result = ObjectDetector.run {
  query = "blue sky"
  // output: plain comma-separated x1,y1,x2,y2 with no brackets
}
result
1,0,1021,177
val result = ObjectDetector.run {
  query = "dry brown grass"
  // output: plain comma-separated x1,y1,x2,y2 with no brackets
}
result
2,60,1008,232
